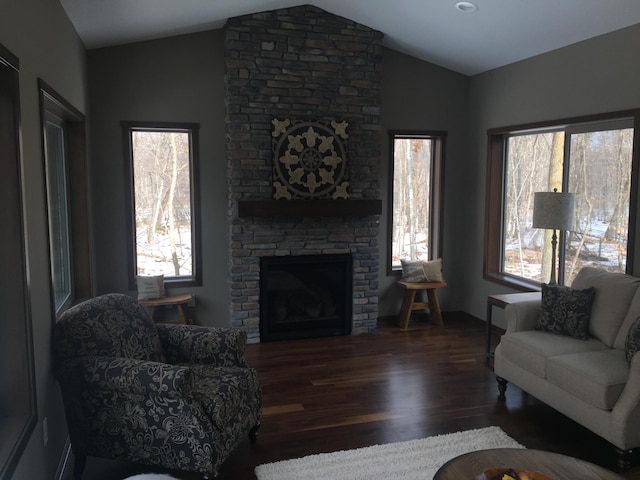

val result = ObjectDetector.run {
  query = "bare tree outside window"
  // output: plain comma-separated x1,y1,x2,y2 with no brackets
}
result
130,129,194,278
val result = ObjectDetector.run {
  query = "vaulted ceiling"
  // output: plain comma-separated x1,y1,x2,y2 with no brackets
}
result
59,0,640,75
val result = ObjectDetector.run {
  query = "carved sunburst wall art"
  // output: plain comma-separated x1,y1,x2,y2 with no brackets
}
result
271,118,349,199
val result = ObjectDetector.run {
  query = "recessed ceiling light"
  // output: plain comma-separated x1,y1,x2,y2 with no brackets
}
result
455,1,478,12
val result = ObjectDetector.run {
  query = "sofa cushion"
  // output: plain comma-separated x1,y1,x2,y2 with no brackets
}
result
499,330,608,378
615,287,640,350
535,284,595,340
571,267,640,346
625,316,640,364
547,349,629,410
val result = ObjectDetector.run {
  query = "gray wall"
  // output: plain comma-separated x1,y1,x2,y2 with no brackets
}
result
0,0,87,478
378,49,469,316
465,23,640,328
88,30,230,324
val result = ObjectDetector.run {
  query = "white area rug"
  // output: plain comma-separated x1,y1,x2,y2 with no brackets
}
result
255,426,525,480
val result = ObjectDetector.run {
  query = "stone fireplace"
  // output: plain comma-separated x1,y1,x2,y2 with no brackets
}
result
224,5,383,343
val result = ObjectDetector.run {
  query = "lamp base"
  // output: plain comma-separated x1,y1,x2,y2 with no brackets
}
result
548,229,558,285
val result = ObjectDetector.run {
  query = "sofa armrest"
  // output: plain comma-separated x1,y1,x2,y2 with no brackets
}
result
611,353,640,449
55,356,194,397
504,299,541,333
156,324,248,367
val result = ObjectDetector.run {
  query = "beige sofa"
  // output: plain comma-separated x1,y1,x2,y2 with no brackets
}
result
494,267,640,469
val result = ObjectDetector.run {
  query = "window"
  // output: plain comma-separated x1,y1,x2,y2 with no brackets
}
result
388,131,445,273
123,122,202,288
486,111,640,288
44,115,72,310
39,81,92,314
0,44,36,480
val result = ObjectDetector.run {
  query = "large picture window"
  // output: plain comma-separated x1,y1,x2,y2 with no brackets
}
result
388,131,445,273
486,111,640,288
123,122,202,288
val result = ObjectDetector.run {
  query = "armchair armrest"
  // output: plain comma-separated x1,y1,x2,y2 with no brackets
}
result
504,299,541,334
156,324,249,367
55,356,194,397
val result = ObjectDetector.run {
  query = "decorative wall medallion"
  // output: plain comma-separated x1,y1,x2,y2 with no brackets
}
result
272,118,349,199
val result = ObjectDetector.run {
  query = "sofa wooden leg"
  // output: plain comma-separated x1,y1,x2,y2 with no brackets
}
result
73,453,86,480
496,376,508,400
249,421,261,444
616,447,634,471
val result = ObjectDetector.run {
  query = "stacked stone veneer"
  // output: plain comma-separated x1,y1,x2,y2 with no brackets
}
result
224,5,383,343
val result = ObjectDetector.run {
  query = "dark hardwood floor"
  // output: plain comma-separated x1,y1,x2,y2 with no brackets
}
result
64,313,640,480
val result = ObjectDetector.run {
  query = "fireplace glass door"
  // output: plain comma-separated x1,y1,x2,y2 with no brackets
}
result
260,254,353,341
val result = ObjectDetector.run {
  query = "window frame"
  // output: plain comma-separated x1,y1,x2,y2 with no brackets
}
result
39,80,93,315
122,121,202,289
387,130,446,275
485,109,640,290
42,111,73,312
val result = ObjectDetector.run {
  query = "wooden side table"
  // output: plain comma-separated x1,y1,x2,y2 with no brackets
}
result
139,293,193,324
397,281,447,329
485,291,540,363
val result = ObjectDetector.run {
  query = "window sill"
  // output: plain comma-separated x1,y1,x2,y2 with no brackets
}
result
484,271,541,292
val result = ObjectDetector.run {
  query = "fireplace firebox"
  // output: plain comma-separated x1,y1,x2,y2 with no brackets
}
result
260,254,353,342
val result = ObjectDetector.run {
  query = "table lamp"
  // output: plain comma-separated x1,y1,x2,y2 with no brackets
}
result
533,188,575,285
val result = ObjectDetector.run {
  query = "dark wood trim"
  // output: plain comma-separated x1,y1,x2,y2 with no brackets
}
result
487,109,640,136
238,199,382,218
628,114,640,272
0,43,18,71
483,133,506,282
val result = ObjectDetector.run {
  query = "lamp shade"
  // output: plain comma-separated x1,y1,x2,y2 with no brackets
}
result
532,191,575,231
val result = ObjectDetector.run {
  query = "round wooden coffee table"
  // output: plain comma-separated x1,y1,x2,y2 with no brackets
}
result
434,448,624,480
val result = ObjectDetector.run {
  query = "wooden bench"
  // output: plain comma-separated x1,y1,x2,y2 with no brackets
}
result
397,281,447,329
139,293,193,324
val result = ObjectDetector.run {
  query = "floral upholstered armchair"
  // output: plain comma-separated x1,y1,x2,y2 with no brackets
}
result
51,293,262,479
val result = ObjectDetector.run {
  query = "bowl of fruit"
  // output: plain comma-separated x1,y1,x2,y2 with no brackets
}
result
475,468,553,480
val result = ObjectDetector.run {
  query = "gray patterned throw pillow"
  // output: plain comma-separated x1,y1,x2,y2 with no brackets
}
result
625,316,640,364
535,284,596,340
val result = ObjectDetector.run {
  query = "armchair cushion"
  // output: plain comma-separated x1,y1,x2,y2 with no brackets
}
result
157,324,248,367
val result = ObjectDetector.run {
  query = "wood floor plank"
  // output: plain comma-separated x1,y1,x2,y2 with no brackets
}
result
63,314,640,480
